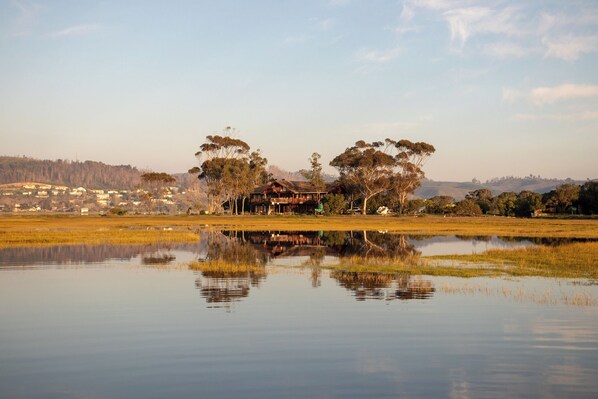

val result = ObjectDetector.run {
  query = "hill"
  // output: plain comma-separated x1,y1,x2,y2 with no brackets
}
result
0,157,588,198
0,156,142,189
416,176,586,200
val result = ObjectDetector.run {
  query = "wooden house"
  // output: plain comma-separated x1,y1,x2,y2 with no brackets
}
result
250,179,342,214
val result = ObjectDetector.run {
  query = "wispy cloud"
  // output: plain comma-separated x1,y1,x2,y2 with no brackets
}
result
48,24,99,38
395,4,417,34
357,47,402,63
542,35,598,61
504,84,598,105
443,6,522,50
400,1,598,61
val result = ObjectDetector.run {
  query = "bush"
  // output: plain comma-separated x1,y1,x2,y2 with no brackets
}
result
453,199,482,216
108,207,127,216
322,194,347,215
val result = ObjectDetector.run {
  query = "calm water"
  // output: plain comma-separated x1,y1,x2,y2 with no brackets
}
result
1,232,597,398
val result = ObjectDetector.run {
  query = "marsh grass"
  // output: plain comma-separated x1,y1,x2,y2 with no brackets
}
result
1,214,598,249
189,260,267,278
429,242,598,279
325,255,504,277
436,280,597,306
0,228,198,247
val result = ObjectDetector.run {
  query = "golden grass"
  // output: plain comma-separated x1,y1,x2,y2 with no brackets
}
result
189,260,267,278
1,214,598,249
325,255,504,277
427,242,598,279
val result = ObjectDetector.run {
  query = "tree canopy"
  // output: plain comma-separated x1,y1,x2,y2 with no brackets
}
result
330,139,435,214
190,129,268,214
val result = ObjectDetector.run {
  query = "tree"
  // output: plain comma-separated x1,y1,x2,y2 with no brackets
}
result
330,139,434,215
466,188,493,214
578,181,598,214
489,192,517,216
453,199,482,216
404,198,426,215
300,153,326,202
330,141,395,215
544,183,580,214
425,195,454,214
322,193,347,215
516,191,543,217
389,140,436,214
190,128,267,214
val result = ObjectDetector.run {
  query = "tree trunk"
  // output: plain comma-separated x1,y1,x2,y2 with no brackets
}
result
241,197,246,215
362,196,368,215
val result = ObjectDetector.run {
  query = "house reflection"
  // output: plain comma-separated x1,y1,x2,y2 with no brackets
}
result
240,230,422,261
331,271,435,301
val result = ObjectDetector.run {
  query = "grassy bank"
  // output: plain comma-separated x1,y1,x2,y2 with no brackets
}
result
1,214,598,248
428,241,598,279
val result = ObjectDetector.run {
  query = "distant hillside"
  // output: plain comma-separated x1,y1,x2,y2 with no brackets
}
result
1,156,588,198
0,156,142,189
416,176,586,200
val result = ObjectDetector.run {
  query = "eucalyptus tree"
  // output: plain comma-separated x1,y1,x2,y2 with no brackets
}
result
330,140,395,215
330,139,435,215
189,128,266,214
389,139,436,214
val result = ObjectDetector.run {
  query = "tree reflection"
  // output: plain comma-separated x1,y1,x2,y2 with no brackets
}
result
331,271,435,301
193,231,268,309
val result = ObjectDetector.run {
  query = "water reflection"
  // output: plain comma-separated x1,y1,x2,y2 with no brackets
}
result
194,231,268,309
0,242,203,267
332,271,435,301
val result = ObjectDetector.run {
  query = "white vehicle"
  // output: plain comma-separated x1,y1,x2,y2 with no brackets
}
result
376,206,389,215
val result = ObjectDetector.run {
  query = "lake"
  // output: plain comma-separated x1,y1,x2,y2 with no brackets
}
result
1,231,597,398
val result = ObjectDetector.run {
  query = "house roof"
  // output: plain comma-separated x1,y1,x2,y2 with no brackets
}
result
251,179,340,194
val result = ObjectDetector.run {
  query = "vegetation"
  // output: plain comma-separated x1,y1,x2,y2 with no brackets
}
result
300,153,326,202
427,242,598,279
189,128,269,215
0,156,141,189
330,139,435,215
2,215,598,249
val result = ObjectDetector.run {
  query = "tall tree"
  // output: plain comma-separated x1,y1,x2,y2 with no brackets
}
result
330,139,434,215
189,128,266,214
300,152,326,202
389,139,436,214
330,141,395,215
466,188,493,214
578,181,598,215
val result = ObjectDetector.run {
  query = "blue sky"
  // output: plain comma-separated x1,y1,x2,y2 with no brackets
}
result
1,0,597,181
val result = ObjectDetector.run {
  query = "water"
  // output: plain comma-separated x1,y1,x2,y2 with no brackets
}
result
1,232,597,398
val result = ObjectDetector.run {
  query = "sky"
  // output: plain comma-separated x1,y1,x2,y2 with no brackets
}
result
1,0,597,182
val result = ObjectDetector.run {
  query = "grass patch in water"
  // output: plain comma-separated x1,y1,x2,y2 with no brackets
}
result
427,242,598,279
189,260,267,278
